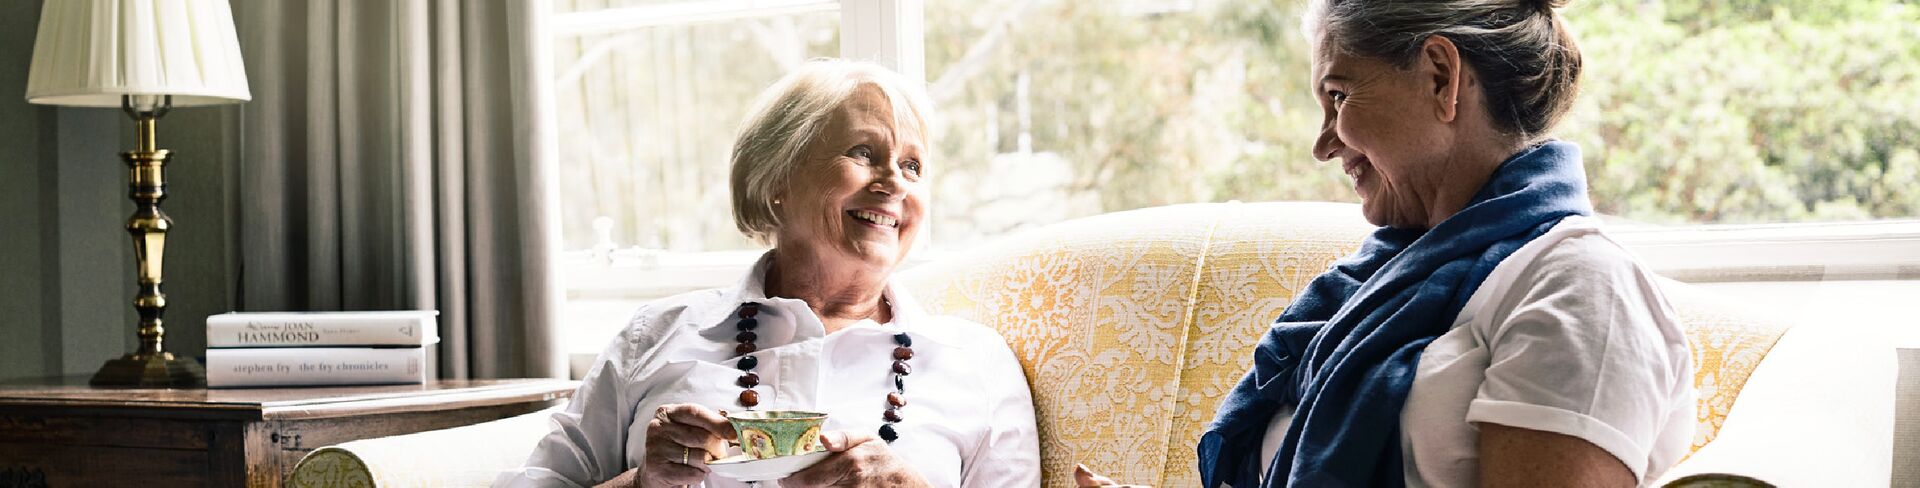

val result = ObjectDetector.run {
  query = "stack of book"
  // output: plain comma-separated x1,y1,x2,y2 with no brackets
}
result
205,310,440,388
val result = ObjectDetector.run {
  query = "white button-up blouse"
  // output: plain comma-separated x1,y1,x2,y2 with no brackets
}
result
497,254,1041,487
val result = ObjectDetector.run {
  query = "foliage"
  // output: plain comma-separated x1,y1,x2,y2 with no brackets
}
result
923,0,1920,242
1566,0,1920,222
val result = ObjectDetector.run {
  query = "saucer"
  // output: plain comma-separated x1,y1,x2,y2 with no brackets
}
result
707,450,831,482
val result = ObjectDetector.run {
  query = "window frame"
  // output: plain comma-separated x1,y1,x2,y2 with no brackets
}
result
550,0,841,36
1609,219,1920,283
548,1,1920,357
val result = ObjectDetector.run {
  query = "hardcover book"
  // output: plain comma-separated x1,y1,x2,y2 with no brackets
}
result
206,347,428,388
207,310,440,347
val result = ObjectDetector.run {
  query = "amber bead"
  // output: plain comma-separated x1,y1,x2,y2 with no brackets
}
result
736,331,758,343
878,424,899,442
883,408,903,423
738,389,760,407
891,360,912,375
738,303,759,318
893,347,913,360
736,342,758,355
736,317,759,330
737,373,760,388
737,355,758,370
887,392,906,407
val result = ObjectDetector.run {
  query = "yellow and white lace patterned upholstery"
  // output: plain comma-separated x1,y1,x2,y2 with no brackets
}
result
1654,280,1793,453
1156,202,1376,487
901,203,1219,488
902,201,1792,487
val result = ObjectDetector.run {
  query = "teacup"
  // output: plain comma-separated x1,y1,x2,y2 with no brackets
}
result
727,410,828,460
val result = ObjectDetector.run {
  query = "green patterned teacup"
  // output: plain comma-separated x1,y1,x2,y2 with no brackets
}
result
727,410,827,460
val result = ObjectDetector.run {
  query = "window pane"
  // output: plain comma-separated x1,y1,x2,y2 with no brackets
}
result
551,6,838,357
552,10,839,252
925,0,1339,248
1561,0,1920,224
923,0,1920,245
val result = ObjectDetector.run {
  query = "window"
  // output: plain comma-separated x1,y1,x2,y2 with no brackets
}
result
551,0,842,255
918,0,1920,231
549,0,1920,361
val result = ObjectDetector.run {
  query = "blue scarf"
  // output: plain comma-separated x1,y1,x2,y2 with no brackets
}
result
1196,141,1594,487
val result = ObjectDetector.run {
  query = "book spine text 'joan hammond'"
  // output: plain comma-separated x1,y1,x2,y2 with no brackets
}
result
206,312,437,347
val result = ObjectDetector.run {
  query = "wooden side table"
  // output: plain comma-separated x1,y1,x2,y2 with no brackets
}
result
0,378,575,487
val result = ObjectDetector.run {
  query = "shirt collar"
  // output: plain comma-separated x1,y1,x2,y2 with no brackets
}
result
695,251,958,348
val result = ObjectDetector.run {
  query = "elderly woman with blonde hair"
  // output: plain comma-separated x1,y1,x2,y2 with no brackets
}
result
498,59,1040,488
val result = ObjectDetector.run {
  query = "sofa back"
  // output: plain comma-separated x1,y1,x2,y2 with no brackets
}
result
898,201,1792,488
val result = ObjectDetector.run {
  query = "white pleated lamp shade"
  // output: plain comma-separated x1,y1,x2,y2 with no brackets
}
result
25,0,251,107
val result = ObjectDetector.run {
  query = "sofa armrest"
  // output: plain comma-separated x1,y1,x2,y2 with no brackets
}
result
1656,320,1908,487
287,405,562,488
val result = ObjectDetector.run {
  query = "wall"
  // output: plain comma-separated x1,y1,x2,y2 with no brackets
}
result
0,0,58,378
0,0,239,382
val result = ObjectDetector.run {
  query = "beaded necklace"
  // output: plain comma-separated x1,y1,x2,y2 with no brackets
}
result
730,302,913,443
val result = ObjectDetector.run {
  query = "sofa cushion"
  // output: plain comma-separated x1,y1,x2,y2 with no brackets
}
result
900,203,1220,488
1157,202,1375,487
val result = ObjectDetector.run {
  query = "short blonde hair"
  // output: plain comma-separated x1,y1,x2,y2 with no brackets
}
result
729,58,935,244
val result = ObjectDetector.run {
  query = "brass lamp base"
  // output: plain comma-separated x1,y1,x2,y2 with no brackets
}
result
90,352,206,388
88,95,207,389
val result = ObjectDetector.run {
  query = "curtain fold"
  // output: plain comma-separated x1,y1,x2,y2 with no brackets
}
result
233,0,563,379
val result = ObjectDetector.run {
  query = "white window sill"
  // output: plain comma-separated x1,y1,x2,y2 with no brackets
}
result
1609,219,1920,282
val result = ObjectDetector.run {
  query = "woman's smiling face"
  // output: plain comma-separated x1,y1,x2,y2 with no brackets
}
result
773,82,929,271
1310,42,1454,229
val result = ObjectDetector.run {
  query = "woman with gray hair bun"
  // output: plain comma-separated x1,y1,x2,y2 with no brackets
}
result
499,59,1040,488
1079,0,1692,486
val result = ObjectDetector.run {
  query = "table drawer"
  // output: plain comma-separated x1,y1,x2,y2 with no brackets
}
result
0,442,209,487
0,413,215,450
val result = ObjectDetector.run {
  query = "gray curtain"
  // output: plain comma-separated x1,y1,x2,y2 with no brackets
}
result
232,0,564,379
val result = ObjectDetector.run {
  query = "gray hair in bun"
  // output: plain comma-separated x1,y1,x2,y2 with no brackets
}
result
1304,0,1582,141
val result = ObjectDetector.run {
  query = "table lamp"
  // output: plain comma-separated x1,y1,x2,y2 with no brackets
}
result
25,0,252,387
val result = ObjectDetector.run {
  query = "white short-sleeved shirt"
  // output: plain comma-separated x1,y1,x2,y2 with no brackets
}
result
496,254,1041,488
1261,216,1697,487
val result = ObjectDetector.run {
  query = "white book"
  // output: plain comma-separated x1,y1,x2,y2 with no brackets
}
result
206,311,439,347
206,347,428,388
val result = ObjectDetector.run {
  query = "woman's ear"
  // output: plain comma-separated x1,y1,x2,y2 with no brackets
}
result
1418,35,1463,123
768,190,788,223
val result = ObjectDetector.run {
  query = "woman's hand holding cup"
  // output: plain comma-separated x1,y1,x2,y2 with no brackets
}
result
638,403,735,488
782,430,932,487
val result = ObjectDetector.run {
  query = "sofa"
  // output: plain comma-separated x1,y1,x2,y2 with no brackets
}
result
290,201,1891,487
